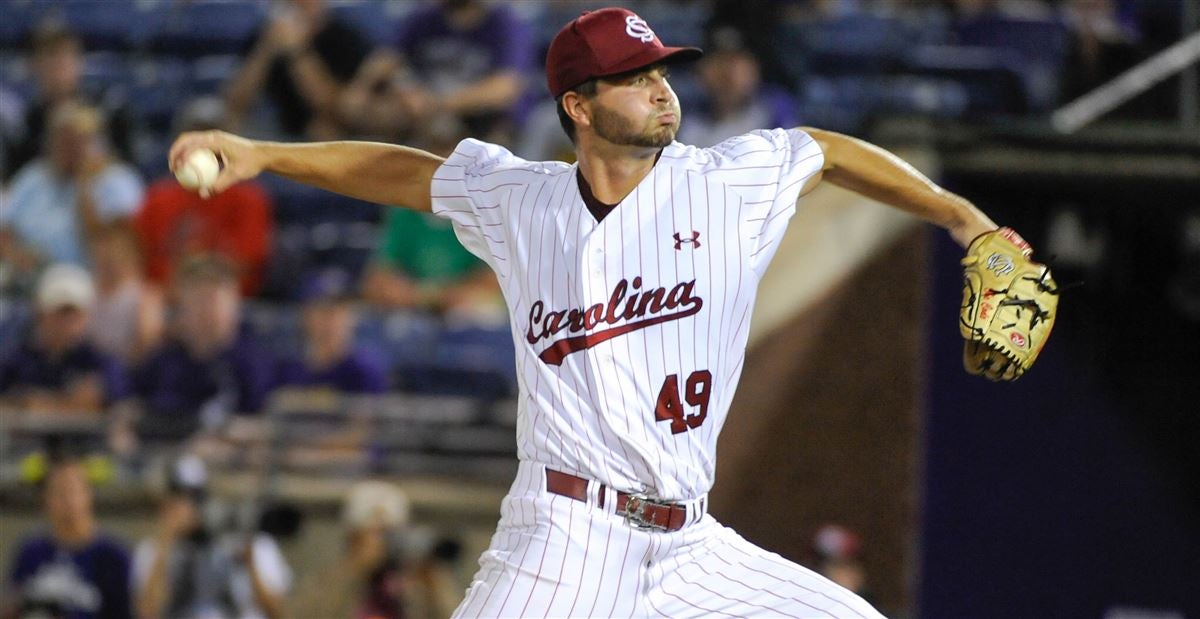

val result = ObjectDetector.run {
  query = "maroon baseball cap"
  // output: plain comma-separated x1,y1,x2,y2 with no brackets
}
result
546,7,703,97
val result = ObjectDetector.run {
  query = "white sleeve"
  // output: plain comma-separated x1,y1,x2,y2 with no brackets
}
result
250,534,292,594
131,538,157,590
708,128,824,275
429,138,526,276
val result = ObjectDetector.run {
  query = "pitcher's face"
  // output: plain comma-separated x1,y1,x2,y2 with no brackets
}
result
588,66,681,148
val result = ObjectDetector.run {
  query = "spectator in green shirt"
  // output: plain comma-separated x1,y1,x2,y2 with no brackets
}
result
361,208,504,324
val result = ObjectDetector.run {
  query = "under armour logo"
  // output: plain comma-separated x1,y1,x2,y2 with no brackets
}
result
625,15,655,43
673,231,701,250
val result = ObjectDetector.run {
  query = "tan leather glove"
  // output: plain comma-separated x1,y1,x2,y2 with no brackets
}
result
960,227,1059,381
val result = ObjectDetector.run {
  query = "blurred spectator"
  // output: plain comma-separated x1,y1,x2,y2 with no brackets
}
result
3,456,133,619
1,102,144,286
224,0,374,140
361,207,504,324
292,481,455,619
0,264,128,416
359,115,502,322
134,256,275,434
133,455,291,619
677,27,800,148
513,97,576,162
1062,0,1142,99
812,523,875,607
88,222,166,365
135,98,273,297
341,0,532,143
276,269,388,394
2,23,133,182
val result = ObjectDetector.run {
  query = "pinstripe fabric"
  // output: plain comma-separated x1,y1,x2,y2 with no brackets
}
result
435,130,883,618
451,462,884,618
431,129,823,502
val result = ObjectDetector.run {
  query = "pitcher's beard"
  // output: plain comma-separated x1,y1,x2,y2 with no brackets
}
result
592,104,678,148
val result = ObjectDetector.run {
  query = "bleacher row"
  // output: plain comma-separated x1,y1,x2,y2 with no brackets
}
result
0,295,519,399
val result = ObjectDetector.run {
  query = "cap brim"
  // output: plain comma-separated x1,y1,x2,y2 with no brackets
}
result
595,46,703,81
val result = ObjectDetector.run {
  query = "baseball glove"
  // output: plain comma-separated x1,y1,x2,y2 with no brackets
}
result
959,227,1059,381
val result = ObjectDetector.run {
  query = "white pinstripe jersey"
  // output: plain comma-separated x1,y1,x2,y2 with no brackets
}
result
432,128,824,501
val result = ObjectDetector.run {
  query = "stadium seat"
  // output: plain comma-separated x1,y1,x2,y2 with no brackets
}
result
54,0,159,51
79,52,131,98
149,0,265,57
367,309,441,370
632,2,706,51
127,57,192,131
329,1,398,47
776,14,916,77
0,53,33,98
953,15,1070,111
190,54,242,95
261,176,381,225
0,0,47,50
0,298,32,359
243,302,304,360
903,44,1027,115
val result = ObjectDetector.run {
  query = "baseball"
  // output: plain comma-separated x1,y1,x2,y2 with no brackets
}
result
175,148,220,191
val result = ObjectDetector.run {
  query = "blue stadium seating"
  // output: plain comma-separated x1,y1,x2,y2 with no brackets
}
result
953,15,1070,111
149,0,265,57
0,0,46,50
189,54,242,95
54,0,159,51
776,14,917,77
0,53,34,98
126,58,192,132
0,298,32,359
903,44,1027,115
329,1,402,47
79,52,131,99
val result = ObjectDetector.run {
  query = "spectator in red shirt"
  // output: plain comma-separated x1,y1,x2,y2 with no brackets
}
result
134,99,273,296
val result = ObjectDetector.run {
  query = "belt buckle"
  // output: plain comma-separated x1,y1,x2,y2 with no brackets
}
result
622,494,669,531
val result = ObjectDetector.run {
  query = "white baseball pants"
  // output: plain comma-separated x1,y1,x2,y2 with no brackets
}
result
451,461,886,618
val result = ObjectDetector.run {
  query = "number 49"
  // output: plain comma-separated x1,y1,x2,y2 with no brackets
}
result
654,370,712,434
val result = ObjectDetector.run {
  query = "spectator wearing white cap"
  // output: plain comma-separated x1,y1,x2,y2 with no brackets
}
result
0,264,129,415
291,482,420,619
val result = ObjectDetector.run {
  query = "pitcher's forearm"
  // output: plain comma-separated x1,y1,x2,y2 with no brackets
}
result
803,127,996,247
256,140,444,211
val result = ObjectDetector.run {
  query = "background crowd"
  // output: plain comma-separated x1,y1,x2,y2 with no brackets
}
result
0,0,1194,618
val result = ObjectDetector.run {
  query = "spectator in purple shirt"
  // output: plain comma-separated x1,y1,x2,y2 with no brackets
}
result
275,269,388,394
0,264,128,415
3,456,133,619
133,256,275,436
340,0,532,143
